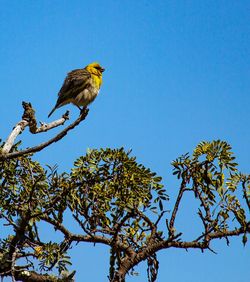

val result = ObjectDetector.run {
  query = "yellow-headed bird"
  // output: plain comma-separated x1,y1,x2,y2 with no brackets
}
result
48,62,105,117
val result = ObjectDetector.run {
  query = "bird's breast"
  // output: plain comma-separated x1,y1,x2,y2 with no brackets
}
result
74,87,99,107
91,74,102,89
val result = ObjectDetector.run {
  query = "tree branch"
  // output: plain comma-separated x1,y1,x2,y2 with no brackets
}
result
1,102,70,155
41,214,112,246
13,269,75,282
208,223,250,239
0,107,89,160
168,178,186,235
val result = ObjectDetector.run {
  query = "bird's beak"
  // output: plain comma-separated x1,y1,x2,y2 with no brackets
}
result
101,67,105,72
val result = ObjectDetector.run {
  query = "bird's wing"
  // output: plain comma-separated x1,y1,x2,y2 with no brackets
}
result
56,69,91,107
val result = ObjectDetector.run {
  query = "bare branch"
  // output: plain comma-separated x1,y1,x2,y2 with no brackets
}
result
34,114,70,133
2,120,28,154
41,214,112,246
146,223,249,259
1,102,69,155
169,178,186,235
209,223,250,239
155,211,168,227
0,107,89,160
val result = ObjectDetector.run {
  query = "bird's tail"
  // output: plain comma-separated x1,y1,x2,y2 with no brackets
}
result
48,106,56,118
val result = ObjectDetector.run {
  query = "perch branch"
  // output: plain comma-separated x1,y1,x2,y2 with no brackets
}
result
1,102,70,155
0,103,89,160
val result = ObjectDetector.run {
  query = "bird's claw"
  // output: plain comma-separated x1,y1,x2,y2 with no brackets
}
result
80,106,89,115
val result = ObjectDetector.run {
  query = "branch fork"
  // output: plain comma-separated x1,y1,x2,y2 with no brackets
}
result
0,102,88,159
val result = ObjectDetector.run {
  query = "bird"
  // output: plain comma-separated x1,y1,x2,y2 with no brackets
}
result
48,62,105,118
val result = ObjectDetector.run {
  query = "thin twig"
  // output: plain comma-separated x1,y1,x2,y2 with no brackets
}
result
155,211,168,226
169,178,187,234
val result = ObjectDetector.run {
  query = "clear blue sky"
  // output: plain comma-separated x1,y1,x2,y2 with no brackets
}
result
1,1,249,281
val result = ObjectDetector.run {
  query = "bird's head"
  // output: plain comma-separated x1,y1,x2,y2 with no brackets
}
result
86,62,105,76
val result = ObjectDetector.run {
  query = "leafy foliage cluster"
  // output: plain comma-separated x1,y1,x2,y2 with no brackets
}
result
172,141,249,244
69,148,166,232
0,140,249,282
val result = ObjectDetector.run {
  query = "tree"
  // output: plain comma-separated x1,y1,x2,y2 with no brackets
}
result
0,103,249,282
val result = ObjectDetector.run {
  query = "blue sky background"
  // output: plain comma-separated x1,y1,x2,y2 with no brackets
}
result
0,1,250,281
